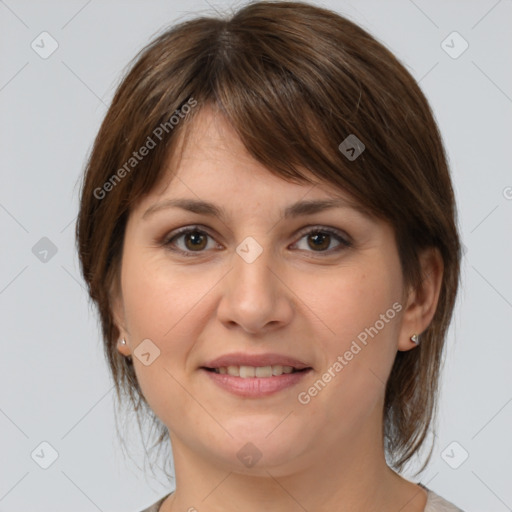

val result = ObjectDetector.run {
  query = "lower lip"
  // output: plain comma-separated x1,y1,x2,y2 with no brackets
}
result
201,368,311,397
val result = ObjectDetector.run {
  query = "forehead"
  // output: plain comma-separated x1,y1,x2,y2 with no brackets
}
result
136,105,360,211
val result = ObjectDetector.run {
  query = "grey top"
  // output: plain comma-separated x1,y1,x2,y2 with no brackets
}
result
140,493,169,512
140,487,464,512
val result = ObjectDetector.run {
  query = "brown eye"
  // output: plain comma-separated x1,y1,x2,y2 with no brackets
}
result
307,232,331,251
164,227,217,255
163,225,351,257
293,227,352,254
183,231,208,251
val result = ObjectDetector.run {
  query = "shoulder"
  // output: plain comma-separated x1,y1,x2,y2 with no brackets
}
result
138,489,464,512
139,492,172,512
424,487,465,512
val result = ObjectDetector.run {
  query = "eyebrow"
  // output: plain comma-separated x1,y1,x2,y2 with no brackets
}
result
142,197,374,221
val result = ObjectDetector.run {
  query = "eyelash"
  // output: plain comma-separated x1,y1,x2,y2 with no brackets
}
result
160,225,352,257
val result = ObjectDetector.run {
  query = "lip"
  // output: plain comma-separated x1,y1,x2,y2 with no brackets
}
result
202,352,311,370
201,367,312,397
200,352,313,398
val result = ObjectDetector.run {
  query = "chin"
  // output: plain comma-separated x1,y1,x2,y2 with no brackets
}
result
203,417,312,473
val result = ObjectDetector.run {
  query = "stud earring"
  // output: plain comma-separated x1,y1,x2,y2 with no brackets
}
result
120,338,126,345
410,334,420,345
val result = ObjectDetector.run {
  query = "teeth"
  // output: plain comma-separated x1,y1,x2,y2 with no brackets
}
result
272,365,283,376
240,366,255,378
227,366,239,376
255,366,272,377
213,365,298,377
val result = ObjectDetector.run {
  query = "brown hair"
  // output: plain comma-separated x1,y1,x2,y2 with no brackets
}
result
76,0,461,475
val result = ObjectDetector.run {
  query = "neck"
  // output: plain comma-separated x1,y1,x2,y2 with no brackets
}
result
161,405,427,512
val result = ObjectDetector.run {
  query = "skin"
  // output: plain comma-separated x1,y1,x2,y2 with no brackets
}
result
112,105,443,512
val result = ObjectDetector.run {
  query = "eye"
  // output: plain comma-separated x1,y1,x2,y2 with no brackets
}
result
161,225,352,257
163,226,219,255
292,227,352,253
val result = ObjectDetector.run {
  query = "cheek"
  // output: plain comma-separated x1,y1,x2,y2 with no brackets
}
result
302,260,403,395
119,263,195,424
119,250,223,411
294,277,400,432
121,267,172,340
121,248,204,341
303,264,401,347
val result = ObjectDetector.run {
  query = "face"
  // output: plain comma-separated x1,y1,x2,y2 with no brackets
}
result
113,105,413,476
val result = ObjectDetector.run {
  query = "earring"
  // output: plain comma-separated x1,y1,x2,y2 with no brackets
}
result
120,338,126,345
410,333,420,345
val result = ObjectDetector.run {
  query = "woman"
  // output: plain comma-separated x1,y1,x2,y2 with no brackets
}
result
76,1,464,510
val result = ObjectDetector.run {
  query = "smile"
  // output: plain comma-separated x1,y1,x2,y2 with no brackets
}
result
206,365,304,378
201,366,312,397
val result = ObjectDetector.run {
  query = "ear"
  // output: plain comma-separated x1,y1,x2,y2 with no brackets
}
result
398,247,444,352
109,273,131,357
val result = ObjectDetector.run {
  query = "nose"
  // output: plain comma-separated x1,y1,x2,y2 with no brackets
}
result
216,244,294,335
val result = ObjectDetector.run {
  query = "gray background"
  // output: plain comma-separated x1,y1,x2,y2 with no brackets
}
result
1,0,511,511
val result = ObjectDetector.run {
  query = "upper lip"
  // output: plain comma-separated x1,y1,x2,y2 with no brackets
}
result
202,352,312,370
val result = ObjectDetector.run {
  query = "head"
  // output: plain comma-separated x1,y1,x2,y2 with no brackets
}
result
76,0,461,477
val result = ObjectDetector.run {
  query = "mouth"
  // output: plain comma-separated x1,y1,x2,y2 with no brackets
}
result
199,353,313,397
201,352,312,372
202,365,309,378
